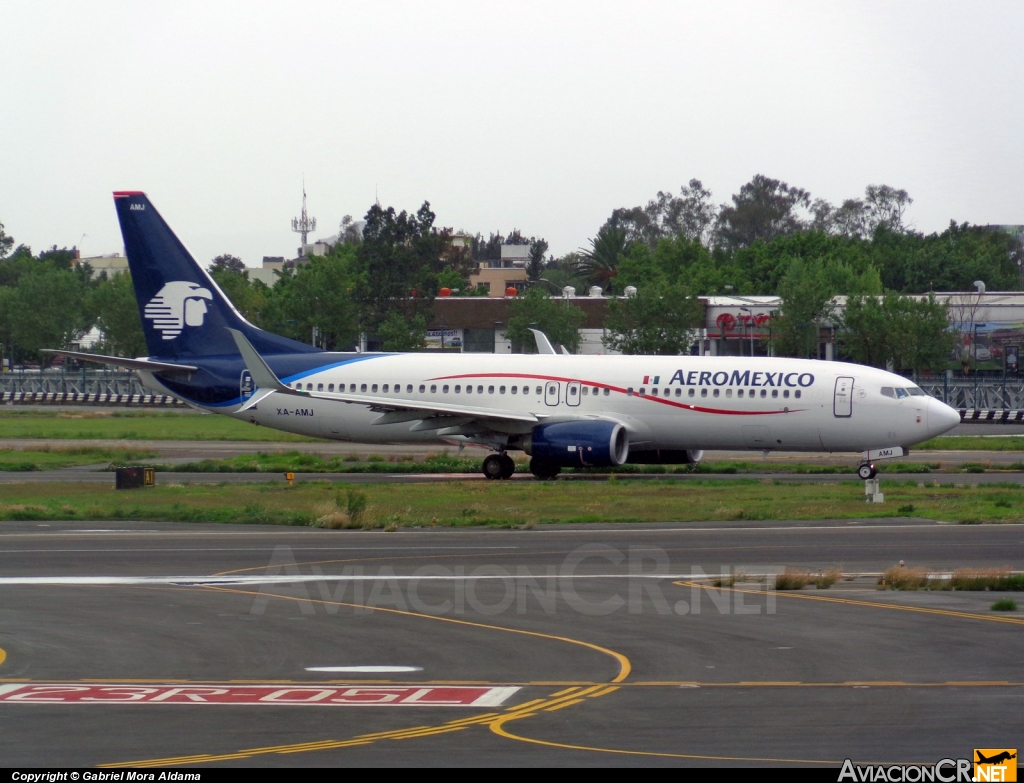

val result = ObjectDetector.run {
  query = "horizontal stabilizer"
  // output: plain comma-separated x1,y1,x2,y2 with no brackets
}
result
40,349,197,374
236,387,277,413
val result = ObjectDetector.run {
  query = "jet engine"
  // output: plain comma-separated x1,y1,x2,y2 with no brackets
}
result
523,420,629,467
626,449,704,465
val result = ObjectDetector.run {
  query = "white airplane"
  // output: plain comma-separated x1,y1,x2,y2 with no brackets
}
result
49,192,962,480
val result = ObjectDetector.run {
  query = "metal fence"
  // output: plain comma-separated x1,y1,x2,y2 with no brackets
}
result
0,369,150,395
916,377,1024,411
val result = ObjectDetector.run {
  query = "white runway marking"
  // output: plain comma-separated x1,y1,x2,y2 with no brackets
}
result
305,666,423,673
0,572,781,586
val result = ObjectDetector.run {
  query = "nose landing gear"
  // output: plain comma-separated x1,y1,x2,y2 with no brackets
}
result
857,462,877,480
482,453,516,480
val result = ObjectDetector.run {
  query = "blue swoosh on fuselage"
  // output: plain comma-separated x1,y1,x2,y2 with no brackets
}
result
150,352,386,408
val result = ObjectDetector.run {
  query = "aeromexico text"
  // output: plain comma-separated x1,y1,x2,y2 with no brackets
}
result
659,370,816,388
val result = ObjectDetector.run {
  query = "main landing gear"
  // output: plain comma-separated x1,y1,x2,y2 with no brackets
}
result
482,453,516,480
529,457,561,480
857,462,877,480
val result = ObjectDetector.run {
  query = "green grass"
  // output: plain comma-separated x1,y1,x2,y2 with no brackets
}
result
0,447,159,471
2,478,1024,528
881,566,1024,591
992,599,1018,611
918,435,1024,451
0,410,316,442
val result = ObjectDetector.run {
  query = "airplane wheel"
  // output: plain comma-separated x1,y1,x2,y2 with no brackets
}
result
482,454,504,480
530,458,561,480
857,463,874,480
499,454,515,480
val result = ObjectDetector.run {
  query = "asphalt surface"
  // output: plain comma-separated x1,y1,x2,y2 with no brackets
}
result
1,519,1022,767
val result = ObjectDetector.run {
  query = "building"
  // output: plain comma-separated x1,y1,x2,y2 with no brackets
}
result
76,253,129,278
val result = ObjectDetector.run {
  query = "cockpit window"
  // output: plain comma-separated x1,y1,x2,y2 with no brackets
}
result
895,388,909,399
881,387,896,398
907,387,926,396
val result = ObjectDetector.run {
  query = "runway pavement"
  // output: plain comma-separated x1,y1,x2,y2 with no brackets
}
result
1,519,1021,767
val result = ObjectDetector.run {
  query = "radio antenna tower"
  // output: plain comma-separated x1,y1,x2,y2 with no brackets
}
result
291,183,316,246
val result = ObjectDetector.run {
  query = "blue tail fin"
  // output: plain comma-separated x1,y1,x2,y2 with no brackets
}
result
113,191,317,359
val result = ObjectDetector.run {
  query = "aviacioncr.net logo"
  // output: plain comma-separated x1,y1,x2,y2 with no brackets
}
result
144,281,214,340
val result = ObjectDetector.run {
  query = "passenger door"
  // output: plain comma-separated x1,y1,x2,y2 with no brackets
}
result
545,382,561,407
834,376,854,418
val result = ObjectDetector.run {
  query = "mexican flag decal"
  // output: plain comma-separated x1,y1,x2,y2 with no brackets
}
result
642,376,661,385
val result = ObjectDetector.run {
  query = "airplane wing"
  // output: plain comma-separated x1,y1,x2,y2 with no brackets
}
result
227,329,541,434
40,349,198,374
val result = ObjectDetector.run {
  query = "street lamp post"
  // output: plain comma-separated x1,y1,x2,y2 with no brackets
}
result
739,306,753,357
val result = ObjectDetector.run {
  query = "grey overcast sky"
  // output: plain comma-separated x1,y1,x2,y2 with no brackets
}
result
2,1,1023,267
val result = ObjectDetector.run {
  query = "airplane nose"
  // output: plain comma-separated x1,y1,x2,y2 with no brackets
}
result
927,398,961,437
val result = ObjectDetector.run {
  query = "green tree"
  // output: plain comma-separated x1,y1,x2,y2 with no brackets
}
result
771,257,881,358
506,287,585,353
353,202,444,333
9,263,89,357
377,311,427,351
0,220,14,259
717,174,811,250
210,254,247,274
209,265,266,324
579,226,631,293
837,294,955,373
262,247,359,350
603,283,703,355
88,272,147,357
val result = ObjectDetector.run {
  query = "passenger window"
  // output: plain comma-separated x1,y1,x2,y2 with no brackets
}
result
466,385,472,394
713,389,720,397
603,388,609,396
442,385,449,393
360,384,367,392
760,390,766,398
896,388,909,399
372,384,378,393
725,389,732,398
328,384,334,392
783,389,790,398
511,386,517,394
419,384,425,393
675,388,681,397
455,385,461,393
627,387,634,396
700,388,708,397
350,384,356,392
795,390,801,399
305,383,312,390
771,389,778,398
500,386,506,394
737,389,744,398
315,383,322,391
536,386,542,395
639,388,646,396
383,384,389,393
478,385,484,394
429,384,436,393
582,387,588,396
569,386,577,396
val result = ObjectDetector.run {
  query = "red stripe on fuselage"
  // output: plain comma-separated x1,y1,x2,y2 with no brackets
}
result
426,372,803,417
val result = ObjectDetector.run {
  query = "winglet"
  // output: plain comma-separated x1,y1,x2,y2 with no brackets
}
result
529,328,557,355
227,328,293,394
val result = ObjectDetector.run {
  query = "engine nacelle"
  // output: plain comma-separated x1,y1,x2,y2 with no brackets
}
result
626,449,704,465
523,420,629,467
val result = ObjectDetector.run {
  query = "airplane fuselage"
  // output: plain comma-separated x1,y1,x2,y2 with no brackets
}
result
139,352,958,454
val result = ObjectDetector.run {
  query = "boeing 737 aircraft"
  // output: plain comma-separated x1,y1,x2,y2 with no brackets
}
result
48,192,962,480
